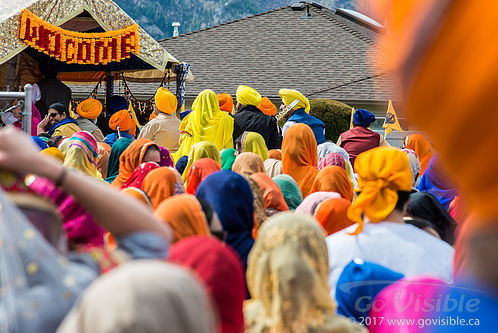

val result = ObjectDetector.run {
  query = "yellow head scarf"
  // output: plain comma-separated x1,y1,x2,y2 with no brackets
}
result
348,147,412,234
41,147,65,163
236,85,261,107
279,89,310,113
63,146,103,179
154,87,178,115
176,90,234,161
76,98,103,119
240,131,269,161
181,141,221,182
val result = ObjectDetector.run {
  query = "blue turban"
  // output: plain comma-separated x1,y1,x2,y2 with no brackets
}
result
107,95,128,115
175,156,189,175
335,259,404,323
353,109,376,127
32,136,48,150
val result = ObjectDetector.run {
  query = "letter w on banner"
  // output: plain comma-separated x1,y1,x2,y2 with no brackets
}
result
383,100,404,138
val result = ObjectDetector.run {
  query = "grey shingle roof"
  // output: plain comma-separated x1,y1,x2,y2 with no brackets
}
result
72,3,397,103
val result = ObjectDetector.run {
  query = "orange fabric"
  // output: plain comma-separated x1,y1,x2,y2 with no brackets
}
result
96,143,110,179
111,138,158,188
257,97,277,116
405,134,432,175
375,0,498,222
98,142,111,154
149,112,157,121
217,93,234,114
311,166,354,202
268,149,281,160
155,193,210,243
186,158,221,194
109,109,132,132
121,187,152,208
250,172,289,212
281,123,318,198
315,198,355,235
142,167,177,209
232,152,265,176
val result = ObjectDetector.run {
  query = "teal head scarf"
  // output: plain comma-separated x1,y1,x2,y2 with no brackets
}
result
105,138,133,183
221,148,237,171
272,174,303,210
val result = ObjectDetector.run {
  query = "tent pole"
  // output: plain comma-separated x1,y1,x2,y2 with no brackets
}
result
22,84,32,134
105,72,114,113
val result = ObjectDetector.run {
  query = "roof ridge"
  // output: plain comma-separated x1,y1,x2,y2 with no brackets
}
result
158,5,291,42
307,71,390,97
313,7,376,45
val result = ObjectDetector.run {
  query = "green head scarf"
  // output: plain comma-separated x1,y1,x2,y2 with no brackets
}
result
105,138,133,183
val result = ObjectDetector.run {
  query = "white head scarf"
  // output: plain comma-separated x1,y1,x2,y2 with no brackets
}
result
317,142,358,189
57,261,216,333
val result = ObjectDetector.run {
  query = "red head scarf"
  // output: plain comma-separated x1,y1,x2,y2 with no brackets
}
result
169,236,245,333
186,158,222,194
121,162,160,189
250,172,289,212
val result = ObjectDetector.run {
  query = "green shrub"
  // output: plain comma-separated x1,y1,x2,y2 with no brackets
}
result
309,99,352,142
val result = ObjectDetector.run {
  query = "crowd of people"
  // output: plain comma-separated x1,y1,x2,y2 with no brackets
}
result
1,0,497,332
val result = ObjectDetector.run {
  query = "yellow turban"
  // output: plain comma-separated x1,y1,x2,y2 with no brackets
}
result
109,110,132,132
40,147,65,163
348,147,412,234
236,85,261,107
154,87,178,115
279,89,310,113
76,98,103,119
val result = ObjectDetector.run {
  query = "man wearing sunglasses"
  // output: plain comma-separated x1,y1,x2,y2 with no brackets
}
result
37,102,81,137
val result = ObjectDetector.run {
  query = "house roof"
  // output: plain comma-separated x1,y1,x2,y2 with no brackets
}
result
110,2,397,102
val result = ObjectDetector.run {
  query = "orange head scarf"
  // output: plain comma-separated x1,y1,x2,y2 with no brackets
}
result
109,109,132,132
405,134,432,175
257,97,277,116
121,187,152,209
217,93,234,114
373,0,498,222
311,166,354,202
111,138,158,188
268,149,281,160
186,158,221,195
250,172,289,212
281,123,318,198
232,152,265,176
96,143,110,179
315,198,354,235
155,194,210,243
142,167,177,209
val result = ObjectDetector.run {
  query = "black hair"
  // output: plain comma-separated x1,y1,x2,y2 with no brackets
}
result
46,135,64,147
394,191,411,211
145,144,160,155
404,217,439,234
38,133,51,139
48,102,69,117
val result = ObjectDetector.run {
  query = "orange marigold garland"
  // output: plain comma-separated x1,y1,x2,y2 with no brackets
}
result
18,9,139,65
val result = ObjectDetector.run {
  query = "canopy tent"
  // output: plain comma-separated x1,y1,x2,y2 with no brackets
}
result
0,0,193,89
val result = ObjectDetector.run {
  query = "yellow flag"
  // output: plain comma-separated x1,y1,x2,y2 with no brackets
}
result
383,100,404,138
68,100,78,119
349,107,355,129
128,101,141,129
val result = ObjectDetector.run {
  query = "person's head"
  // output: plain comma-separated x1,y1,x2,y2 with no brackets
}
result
47,102,68,125
76,98,103,120
352,109,376,128
278,88,311,113
107,95,128,116
46,135,64,147
12,100,24,120
39,60,59,78
108,109,132,133
404,217,440,239
348,147,413,234
142,145,161,164
217,93,234,114
154,87,177,115
235,85,261,108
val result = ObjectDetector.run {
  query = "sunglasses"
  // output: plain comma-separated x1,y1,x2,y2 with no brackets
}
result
48,112,59,118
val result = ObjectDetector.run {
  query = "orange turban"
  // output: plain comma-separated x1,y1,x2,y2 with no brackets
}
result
76,98,103,119
257,97,277,116
109,109,132,132
154,87,177,115
217,93,234,114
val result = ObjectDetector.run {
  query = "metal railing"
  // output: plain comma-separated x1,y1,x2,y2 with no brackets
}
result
0,84,33,134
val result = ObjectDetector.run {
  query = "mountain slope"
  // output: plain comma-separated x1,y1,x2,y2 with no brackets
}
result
114,0,355,39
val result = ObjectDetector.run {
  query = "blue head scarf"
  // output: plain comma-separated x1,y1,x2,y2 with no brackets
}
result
195,171,254,269
335,259,404,323
353,109,376,127
175,156,188,175
32,136,48,150
417,154,458,210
